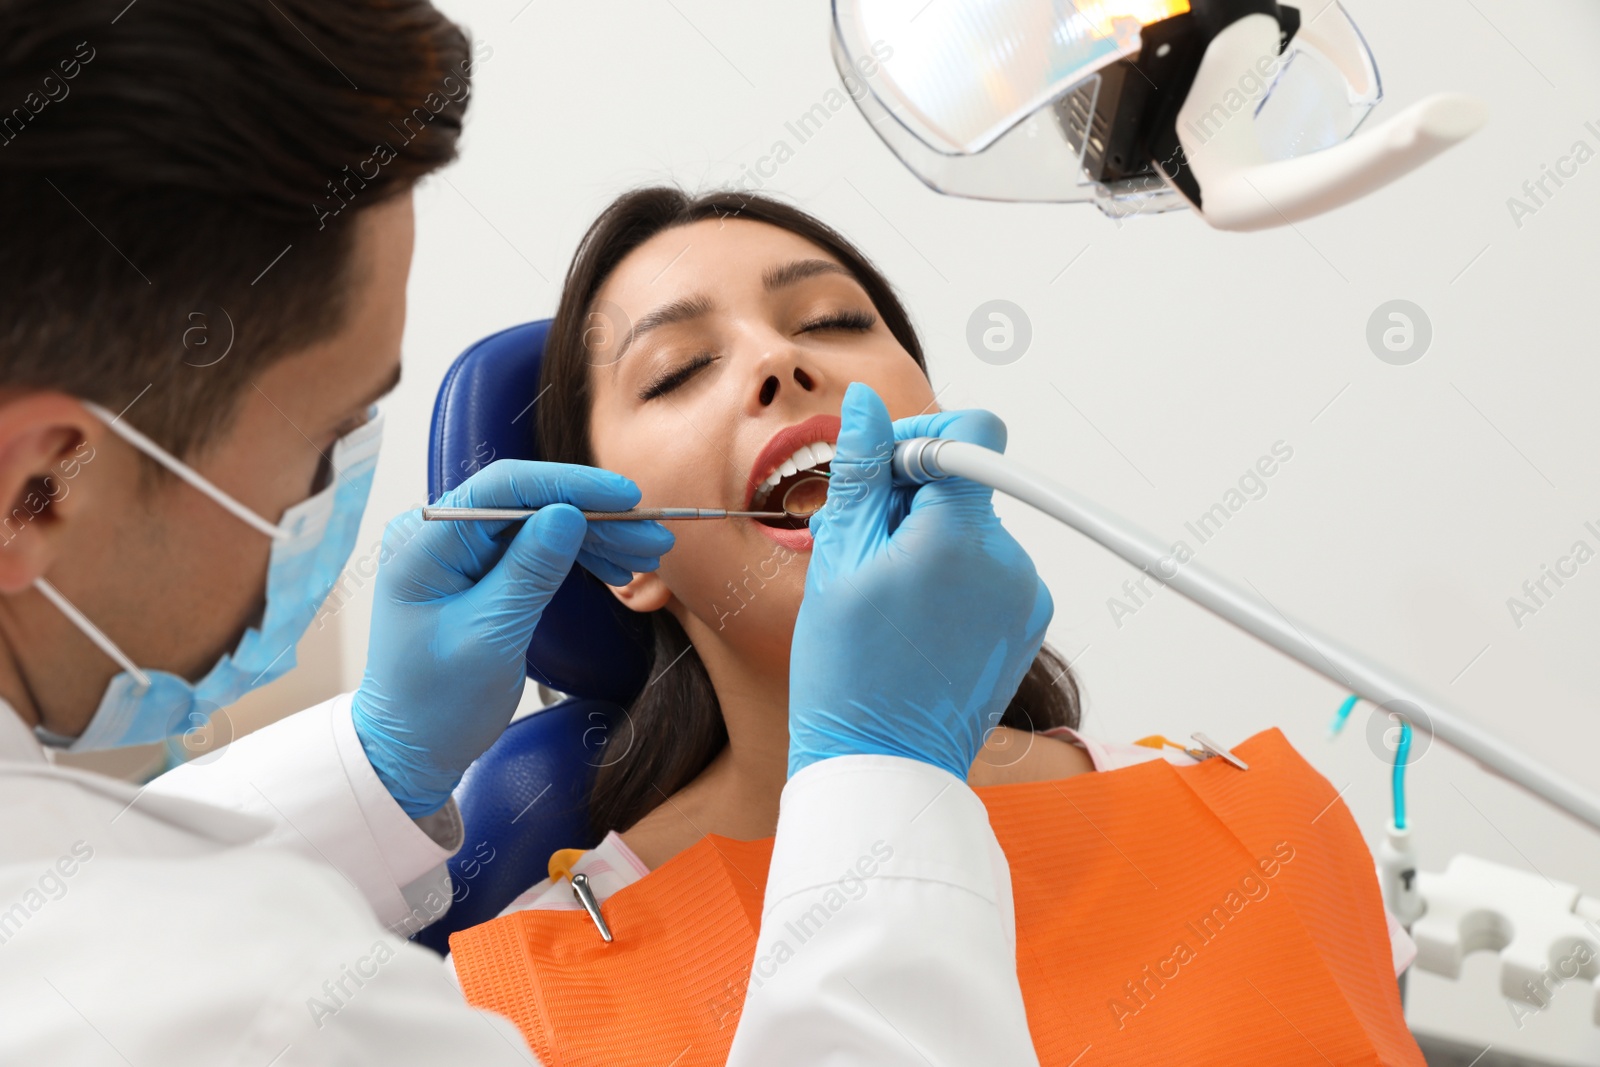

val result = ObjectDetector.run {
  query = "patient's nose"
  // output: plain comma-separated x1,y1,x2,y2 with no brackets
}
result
757,366,815,406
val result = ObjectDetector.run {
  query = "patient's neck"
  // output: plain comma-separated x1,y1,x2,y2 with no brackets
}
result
617,617,792,870
615,611,1097,872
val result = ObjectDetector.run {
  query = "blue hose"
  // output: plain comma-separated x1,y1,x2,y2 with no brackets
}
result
1329,693,1359,736
1392,718,1413,830
1332,695,1412,829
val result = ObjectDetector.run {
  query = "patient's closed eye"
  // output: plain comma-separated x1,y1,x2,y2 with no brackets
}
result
639,352,717,401
798,309,875,333
637,310,876,400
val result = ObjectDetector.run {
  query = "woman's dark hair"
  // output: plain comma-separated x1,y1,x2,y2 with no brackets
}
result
537,186,1082,836
0,0,475,459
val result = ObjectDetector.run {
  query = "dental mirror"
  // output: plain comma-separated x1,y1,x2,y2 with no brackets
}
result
780,473,831,519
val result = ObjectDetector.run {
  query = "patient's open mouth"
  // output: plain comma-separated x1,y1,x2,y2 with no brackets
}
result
746,416,841,540
750,438,835,530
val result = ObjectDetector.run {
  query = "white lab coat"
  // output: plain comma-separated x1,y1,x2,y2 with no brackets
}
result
0,694,1038,1066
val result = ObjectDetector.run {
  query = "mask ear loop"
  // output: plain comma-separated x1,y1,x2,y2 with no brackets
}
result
32,577,151,689
81,401,288,541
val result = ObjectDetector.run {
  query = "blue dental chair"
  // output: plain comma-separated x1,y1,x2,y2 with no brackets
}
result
411,320,654,956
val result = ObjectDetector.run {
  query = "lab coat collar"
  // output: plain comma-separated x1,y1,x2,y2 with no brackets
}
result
0,695,270,847
0,698,47,765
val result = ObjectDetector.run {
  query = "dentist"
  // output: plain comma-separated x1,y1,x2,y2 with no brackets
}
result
0,2,1048,1064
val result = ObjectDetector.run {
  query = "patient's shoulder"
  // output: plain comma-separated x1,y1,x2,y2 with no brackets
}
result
967,727,1095,787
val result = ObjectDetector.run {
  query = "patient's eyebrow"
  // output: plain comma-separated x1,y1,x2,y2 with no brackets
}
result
612,293,716,370
763,258,853,292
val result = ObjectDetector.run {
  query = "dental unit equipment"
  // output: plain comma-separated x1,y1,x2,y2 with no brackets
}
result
831,3,1600,1049
889,435,1600,839
833,0,1486,230
896,434,1600,1042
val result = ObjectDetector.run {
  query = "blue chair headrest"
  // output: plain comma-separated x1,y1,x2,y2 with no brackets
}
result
426,320,654,705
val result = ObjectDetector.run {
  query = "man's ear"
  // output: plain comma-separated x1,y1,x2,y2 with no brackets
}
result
0,392,103,594
605,569,673,614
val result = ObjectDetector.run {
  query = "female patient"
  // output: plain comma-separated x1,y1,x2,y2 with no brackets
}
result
449,187,1423,1066
540,188,1100,864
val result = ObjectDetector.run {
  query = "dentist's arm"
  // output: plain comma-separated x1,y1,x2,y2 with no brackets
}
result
149,461,673,929
730,383,1047,1067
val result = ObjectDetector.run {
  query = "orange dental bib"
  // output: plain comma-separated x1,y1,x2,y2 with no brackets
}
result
451,728,1421,1066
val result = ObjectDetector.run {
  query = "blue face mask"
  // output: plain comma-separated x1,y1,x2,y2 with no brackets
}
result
33,402,384,752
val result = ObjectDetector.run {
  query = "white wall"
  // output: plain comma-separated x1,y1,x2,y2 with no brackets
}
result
324,0,1598,1054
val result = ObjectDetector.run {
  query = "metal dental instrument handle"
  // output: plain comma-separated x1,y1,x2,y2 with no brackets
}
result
891,436,1600,837
420,506,791,522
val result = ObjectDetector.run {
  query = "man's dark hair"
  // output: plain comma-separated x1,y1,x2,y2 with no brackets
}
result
0,0,477,456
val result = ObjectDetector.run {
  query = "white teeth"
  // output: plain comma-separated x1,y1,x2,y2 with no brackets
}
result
753,440,836,507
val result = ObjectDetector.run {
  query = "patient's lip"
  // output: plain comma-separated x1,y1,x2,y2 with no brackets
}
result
746,414,841,508
755,522,815,553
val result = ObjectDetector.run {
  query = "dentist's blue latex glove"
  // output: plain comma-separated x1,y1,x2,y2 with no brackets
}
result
788,382,1053,780
352,460,674,817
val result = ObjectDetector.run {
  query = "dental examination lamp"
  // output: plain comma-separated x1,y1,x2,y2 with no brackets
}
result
833,0,1487,230
891,435,1600,838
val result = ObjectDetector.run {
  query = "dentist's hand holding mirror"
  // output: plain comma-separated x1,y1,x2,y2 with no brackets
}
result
350,462,675,817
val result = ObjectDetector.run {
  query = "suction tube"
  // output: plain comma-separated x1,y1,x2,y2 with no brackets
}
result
891,437,1600,837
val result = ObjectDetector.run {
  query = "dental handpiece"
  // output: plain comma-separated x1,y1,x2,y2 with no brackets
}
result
889,436,954,485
